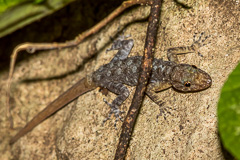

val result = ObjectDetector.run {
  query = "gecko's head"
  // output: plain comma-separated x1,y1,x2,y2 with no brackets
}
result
170,64,212,92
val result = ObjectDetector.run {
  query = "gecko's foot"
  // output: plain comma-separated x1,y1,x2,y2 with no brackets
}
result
156,103,176,122
106,33,131,53
102,98,125,129
193,32,210,45
191,32,211,56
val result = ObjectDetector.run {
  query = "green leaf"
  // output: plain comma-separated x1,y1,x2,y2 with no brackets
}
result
0,0,25,13
0,0,76,38
33,0,46,4
218,62,240,159
0,0,45,13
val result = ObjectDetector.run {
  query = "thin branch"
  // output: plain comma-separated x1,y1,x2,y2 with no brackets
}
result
6,0,153,118
114,0,162,159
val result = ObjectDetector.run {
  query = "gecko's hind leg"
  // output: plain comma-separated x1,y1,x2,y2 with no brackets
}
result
102,98,125,129
106,33,134,62
106,33,132,53
102,82,130,129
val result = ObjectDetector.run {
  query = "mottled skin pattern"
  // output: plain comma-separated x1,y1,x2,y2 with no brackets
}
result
10,33,212,144
93,34,211,124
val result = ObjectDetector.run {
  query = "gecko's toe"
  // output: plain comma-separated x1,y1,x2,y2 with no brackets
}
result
156,105,176,122
102,99,124,128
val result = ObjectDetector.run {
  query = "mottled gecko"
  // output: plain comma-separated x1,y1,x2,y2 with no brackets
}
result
10,33,212,144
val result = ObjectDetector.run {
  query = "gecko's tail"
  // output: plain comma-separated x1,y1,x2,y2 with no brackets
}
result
10,77,97,145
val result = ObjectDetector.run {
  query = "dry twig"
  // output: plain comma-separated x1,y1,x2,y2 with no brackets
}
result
6,0,153,118
114,0,163,159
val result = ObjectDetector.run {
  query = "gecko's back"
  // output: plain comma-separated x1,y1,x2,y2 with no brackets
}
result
92,56,176,87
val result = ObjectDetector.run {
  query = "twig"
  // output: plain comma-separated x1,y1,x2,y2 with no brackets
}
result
6,0,153,118
114,0,162,159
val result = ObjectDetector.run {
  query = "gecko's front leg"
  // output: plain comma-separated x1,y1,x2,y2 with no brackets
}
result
146,81,173,118
167,32,209,63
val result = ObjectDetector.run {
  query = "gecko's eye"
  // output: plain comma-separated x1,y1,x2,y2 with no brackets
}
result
191,65,197,69
184,81,191,87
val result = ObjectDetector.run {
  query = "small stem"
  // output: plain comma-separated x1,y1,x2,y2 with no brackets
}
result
114,0,162,159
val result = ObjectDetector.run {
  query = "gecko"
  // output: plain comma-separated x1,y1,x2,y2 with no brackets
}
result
9,33,212,144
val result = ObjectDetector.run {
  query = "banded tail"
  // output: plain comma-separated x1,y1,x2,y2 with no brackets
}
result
10,77,96,144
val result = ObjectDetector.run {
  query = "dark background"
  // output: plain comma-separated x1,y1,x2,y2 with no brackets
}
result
0,0,123,71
